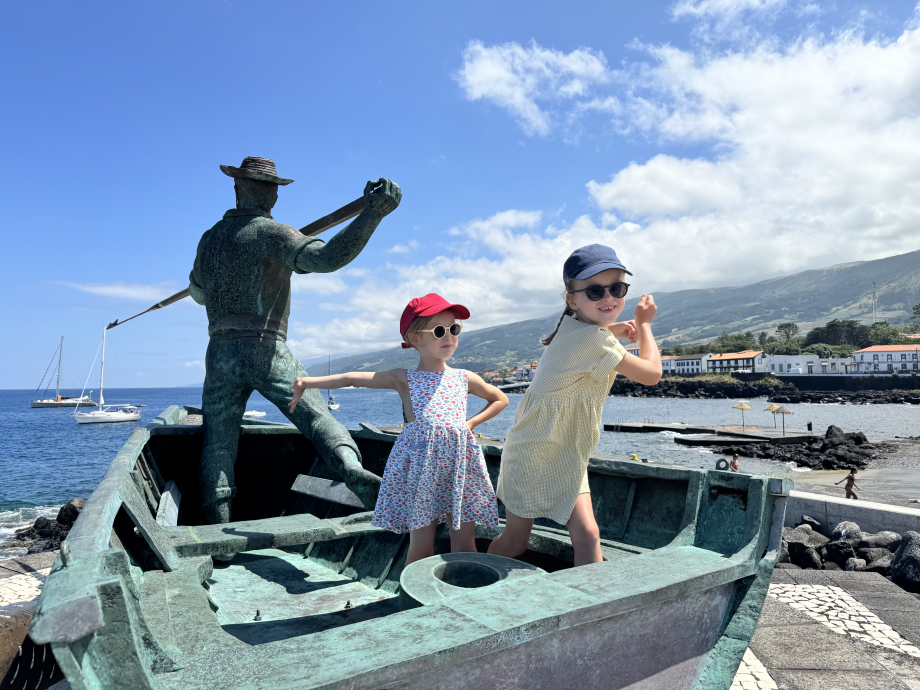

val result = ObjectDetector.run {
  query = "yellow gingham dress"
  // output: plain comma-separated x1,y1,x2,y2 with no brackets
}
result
496,315,627,524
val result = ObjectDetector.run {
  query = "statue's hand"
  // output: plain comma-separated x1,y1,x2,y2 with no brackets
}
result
363,178,401,219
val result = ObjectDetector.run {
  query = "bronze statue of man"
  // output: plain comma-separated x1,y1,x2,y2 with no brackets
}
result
189,156,400,523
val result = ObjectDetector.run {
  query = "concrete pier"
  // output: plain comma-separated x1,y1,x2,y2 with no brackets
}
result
604,422,823,445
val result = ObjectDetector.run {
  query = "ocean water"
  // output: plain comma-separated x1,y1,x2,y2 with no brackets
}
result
2,386,919,558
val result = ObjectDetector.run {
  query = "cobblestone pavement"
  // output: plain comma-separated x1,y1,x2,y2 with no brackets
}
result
743,569,920,689
768,582,920,657
0,567,50,607
731,648,779,690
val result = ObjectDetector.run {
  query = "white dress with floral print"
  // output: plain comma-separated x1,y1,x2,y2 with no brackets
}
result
372,369,499,534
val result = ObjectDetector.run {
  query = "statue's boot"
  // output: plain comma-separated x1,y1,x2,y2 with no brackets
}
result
329,446,381,510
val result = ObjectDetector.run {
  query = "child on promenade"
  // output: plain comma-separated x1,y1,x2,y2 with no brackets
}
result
488,244,662,566
290,293,507,565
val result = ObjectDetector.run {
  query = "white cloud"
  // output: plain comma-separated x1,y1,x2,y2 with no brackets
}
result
671,0,788,21
388,239,419,253
581,24,920,287
60,282,176,302
286,209,611,360
290,273,348,294
185,360,205,368
451,13,920,301
456,40,611,136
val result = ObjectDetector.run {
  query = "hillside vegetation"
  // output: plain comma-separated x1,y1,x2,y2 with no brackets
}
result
308,248,920,376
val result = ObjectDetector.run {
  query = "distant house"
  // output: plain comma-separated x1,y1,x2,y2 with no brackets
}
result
514,361,539,381
660,355,678,376
706,350,769,373
852,345,920,374
673,353,712,375
769,354,851,375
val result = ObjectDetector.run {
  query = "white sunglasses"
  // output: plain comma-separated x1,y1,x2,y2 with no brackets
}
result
416,323,464,339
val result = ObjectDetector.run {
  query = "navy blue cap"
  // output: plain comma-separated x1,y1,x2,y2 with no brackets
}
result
563,244,632,281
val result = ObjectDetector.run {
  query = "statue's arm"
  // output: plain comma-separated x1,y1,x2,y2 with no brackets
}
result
294,178,401,274
188,236,207,305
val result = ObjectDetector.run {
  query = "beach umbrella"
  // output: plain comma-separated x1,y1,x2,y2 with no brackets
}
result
764,403,779,428
774,405,794,435
733,402,752,430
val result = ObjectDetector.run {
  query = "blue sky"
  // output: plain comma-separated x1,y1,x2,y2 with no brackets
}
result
3,0,920,389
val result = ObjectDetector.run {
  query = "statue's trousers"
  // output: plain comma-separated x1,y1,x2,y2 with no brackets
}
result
199,334,360,523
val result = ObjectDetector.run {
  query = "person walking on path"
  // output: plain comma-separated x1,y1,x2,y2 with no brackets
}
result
730,454,740,473
488,244,662,566
835,468,862,500
290,293,508,566
189,156,401,523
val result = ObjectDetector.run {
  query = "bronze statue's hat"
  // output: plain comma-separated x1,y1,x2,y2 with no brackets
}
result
220,156,294,185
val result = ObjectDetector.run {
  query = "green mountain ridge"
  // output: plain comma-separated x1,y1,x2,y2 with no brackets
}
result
307,248,920,376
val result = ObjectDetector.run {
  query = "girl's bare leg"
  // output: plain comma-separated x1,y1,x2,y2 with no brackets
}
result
847,489,858,500
487,509,535,559
449,517,477,553
406,521,438,566
567,493,602,566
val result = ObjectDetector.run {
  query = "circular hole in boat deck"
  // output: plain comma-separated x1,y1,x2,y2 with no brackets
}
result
432,561,501,589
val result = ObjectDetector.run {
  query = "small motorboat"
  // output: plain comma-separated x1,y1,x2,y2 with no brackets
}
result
242,410,266,419
32,404,790,689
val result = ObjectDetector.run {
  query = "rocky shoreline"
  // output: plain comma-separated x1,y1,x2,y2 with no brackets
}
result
609,376,920,404
715,425,885,470
778,515,920,594
0,499,84,555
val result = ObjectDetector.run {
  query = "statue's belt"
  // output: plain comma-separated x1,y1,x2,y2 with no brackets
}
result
209,329,286,341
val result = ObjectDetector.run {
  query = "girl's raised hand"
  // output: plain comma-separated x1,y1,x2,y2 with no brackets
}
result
289,377,318,413
609,320,638,342
634,294,657,326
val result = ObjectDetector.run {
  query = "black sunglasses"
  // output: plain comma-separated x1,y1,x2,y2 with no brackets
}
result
417,323,463,339
569,282,630,301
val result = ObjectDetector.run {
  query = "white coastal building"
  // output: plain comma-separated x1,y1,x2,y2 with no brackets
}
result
769,354,853,375
852,345,920,374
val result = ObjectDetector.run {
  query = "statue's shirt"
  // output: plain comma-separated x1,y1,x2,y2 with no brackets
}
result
189,208,322,339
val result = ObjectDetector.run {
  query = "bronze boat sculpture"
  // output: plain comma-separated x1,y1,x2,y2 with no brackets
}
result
30,406,790,689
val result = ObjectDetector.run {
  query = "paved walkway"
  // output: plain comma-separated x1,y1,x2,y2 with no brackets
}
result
733,569,920,689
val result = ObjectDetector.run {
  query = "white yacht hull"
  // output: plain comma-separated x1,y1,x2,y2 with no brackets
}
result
74,411,140,424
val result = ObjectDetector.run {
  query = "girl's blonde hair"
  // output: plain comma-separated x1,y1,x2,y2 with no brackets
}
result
540,279,575,346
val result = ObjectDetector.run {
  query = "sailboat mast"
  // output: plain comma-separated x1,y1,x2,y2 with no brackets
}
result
327,355,331,402
56,336,63,401
99,328,106,406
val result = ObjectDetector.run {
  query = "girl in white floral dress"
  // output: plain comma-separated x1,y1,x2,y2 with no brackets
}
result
291,293,508,565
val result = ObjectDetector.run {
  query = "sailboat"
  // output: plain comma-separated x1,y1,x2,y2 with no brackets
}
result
326,355,340,410
73,327,142,424
31,337,97,408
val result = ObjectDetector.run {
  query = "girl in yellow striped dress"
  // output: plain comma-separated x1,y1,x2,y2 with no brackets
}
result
488,244,663,566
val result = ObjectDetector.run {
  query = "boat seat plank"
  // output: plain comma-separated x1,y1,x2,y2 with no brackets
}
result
165,513,386,558
156,481,182,527
291,475,364,509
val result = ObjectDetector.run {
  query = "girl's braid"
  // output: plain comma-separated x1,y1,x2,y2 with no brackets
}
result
541,280,576,346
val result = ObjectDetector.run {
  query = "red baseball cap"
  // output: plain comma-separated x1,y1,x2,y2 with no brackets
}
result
400,293,470,348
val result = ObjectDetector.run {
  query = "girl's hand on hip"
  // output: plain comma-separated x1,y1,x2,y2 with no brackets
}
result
634,294,657,326
289,377,316,413
610,320,638,342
